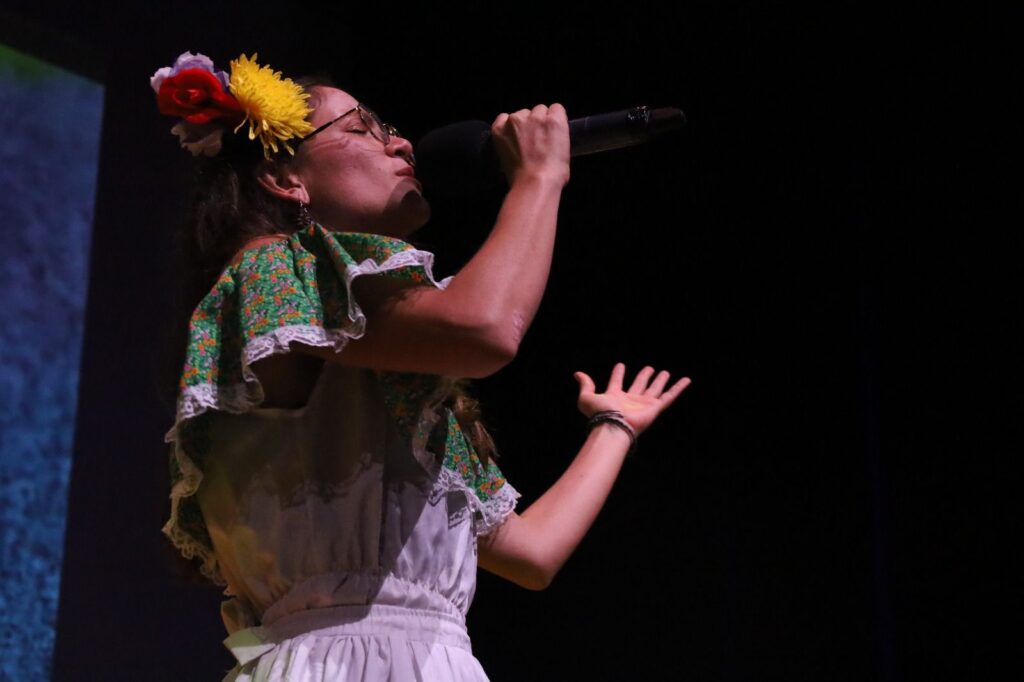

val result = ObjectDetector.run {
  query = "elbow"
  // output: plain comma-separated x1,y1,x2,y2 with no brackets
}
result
482,310,528,368
457,338,515,379
481,338,518,378
459,311,523,379
518,565,554,591
520,558,562,591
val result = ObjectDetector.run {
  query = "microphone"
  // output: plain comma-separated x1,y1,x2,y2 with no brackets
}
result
415,106,686,196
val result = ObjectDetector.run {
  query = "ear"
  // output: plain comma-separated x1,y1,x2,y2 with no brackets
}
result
255,159,310,205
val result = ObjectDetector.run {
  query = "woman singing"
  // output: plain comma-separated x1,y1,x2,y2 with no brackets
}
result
155,51,690,681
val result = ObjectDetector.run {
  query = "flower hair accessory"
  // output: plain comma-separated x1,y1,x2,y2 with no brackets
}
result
151,51,315,159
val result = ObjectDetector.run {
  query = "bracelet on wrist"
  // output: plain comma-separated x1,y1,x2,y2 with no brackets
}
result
587,410,638,457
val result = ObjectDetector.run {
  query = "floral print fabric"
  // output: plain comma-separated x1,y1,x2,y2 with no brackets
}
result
163,223,517,584
178,223,430,398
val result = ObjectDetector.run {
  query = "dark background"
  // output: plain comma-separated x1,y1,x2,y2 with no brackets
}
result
0,1,1015,679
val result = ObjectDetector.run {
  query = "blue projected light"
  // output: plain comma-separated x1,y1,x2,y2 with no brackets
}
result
0,43,103,680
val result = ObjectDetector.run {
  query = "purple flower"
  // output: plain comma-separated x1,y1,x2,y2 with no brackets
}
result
150,51,230,95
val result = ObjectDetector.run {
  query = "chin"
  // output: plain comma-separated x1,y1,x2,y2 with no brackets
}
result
394,194,431,237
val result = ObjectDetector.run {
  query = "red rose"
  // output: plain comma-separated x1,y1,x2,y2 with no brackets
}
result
156,68,244,125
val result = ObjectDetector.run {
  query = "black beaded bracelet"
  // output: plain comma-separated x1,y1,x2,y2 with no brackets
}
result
587,410,638,457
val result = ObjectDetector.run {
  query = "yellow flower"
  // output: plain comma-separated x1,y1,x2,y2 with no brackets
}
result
229,53,315,159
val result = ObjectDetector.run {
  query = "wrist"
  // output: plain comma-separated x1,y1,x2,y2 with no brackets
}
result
586,410,638,457
510,168,569,189
589,422,632,450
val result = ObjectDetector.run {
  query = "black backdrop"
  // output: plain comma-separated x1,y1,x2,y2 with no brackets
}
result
0,1,1015,680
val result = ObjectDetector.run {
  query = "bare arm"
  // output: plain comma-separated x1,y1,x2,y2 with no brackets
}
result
478,364,692,589
291,104,571,379
478,424,632,590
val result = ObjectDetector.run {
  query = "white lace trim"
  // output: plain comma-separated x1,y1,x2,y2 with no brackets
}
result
438,466,521,537
162,246,453,583
339,248,453,336
164,247,453,443
410,378,520,535
161,441,228,586
160,451,521,588
164,325,355,443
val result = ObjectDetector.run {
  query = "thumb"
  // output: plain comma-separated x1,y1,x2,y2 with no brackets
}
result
573,371,595,395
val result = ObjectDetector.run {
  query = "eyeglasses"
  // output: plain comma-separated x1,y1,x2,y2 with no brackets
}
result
297,103,401,149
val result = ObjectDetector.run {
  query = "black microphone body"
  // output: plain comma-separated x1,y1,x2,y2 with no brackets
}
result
415,106,686,196
569,106,686,156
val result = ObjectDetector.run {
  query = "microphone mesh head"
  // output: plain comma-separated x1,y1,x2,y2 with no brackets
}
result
415,120,503,197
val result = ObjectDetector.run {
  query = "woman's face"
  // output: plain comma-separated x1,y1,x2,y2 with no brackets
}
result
293,87,429,238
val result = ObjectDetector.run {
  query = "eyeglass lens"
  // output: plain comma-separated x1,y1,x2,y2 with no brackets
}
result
358,106,391,145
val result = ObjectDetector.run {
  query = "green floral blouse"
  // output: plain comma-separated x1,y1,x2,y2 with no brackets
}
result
163,223,518,585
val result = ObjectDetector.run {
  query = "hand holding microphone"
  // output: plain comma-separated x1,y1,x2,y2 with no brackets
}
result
415,105,686,196
489,103,571,189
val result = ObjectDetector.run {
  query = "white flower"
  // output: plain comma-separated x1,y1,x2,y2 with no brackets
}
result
170,122,225,157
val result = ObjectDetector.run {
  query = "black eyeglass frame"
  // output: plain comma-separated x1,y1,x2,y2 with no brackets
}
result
296,103,401,149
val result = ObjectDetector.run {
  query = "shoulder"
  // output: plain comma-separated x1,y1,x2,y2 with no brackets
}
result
227,233,292,268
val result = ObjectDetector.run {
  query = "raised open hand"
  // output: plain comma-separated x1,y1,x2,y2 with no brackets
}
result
573,363,691,436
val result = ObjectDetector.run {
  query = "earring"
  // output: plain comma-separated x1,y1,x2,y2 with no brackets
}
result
296,201,312,229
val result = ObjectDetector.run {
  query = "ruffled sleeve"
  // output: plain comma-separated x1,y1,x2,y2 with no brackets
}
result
171,223,452,423
162,223,455,583
432,408,521,537
163,222,522,585
376,372,522,538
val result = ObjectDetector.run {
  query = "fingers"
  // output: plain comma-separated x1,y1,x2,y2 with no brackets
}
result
628,366,656,393
490,103,570,187
659,376,692,405
492,104,564,127
645,369,671,396
573,371,595,395
621,364,684,397
607,362,626,392
587,363,692,404
491,112,510,131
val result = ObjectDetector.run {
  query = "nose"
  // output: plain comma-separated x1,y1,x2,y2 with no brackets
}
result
387,135,416,167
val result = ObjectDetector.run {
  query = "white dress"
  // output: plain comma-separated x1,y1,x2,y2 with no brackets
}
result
162,224,520,681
